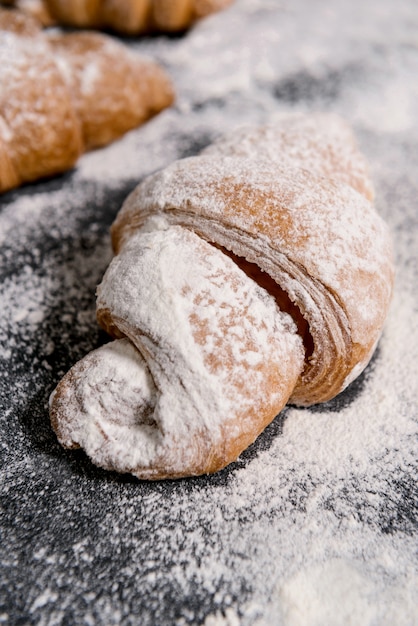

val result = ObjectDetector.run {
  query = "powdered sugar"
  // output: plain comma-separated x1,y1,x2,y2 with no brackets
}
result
1,0,417,624
73,224,303,476
118,151,393,345
112,133,393,410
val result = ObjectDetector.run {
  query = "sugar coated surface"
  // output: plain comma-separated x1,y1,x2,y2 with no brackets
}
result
0,0,417,625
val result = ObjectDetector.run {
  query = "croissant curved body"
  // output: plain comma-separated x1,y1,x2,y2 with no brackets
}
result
50,113,395,479
0,8,174,193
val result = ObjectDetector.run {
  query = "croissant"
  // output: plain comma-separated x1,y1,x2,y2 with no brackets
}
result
0,8,174,193
49,113,395,480
10,0,235,34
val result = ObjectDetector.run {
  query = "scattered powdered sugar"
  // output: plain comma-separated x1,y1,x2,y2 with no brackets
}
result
1,0,417,624
79,224,303,476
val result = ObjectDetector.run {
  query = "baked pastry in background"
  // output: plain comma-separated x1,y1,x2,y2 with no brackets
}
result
49,113,395,480
1,0,55,25
0,0,234,33
0,8,174,193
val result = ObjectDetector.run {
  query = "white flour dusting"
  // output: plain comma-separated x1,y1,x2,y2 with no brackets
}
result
0,1,417,625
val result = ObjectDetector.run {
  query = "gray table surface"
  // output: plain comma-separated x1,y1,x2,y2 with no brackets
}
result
1,1,417,624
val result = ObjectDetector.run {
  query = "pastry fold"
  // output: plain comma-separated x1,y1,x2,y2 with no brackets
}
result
52,226,304,478
50,113,395,479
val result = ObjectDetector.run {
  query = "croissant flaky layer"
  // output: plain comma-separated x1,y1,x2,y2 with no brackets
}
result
0,8,174,192
50,113,395,479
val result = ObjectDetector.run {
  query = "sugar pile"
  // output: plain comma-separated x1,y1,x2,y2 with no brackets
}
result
0,0,417,625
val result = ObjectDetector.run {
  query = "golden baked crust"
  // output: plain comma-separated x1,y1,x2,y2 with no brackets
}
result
0,8,174,192
50,114,394,479
0,12,83,192
201,113,375,201
47,31,174,150
43,0,234,33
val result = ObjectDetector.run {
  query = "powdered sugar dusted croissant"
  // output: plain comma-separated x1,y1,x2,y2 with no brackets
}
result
51,227,304,478
42,0,234,34
0,8,174,193
50,113,394,479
